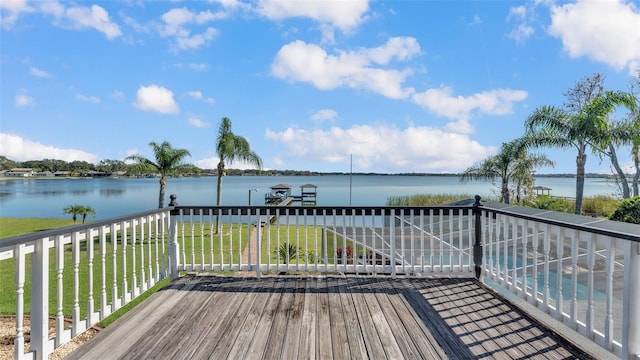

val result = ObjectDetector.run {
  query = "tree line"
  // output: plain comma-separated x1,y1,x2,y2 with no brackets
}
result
461,72,640,215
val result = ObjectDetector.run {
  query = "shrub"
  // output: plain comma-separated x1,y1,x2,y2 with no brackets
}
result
609,196,640,224
528,195,571,213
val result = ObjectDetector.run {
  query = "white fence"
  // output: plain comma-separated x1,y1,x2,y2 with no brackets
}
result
0,209,172,360
2,198,639,359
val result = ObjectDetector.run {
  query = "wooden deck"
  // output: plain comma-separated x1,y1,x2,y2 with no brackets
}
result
67,275,601,360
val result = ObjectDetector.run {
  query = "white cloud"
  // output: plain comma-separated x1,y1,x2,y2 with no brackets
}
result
508,24,534,44
188,90,203,99
64,4,122,39
548,0,640,73
271,38,418,99
15,92,34,107
411,86,528,125
189,63,209,71
160,7,222,50
133,85,179,114
35,2,121,39
0,133,99,163
30,67,51,78
187,90,215,105
265,124,495,173
111,90,125,101
76,94,101,103
506,4,536,44
0,0,33,29
256,0,369,32
311,109,338,122
194,157,258,170
188,116,210,128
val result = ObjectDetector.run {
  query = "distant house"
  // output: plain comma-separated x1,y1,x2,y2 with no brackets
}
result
54,171,72,177
34,171,54,177
5,168,34,177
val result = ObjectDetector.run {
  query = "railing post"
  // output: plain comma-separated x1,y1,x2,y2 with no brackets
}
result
623,240,640,359
256,217,262,279
473,195,483,280
31,236,50,360
168,194,180,281
390,209,396,279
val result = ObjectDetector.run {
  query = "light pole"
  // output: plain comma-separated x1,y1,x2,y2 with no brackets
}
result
248,188,258,206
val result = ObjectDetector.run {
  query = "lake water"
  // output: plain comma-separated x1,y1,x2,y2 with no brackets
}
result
0,175,619,220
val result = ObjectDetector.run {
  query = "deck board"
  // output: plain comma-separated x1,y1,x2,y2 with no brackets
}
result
67,275,601,360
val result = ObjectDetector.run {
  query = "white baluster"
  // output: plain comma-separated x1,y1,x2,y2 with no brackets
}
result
14,244,25,360
55,235,65,346
72,231,80,337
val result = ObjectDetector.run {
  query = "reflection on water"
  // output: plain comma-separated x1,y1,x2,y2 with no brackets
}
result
100,189,125,197
71,190,91,195
41,190,66,196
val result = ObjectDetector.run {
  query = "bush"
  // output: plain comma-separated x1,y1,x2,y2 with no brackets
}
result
609,196,640,224
527,195,571,213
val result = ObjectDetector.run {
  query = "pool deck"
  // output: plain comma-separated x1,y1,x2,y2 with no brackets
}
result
66,275,608,360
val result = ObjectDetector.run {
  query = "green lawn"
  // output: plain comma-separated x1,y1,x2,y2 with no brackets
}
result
0,218,248,320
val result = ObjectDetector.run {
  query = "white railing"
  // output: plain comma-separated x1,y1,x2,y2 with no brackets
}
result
3,196,639,359
1,208,172,360
170,205,477,277
478,203,640,359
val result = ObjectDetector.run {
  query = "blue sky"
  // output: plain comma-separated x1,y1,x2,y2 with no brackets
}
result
1,0,639,174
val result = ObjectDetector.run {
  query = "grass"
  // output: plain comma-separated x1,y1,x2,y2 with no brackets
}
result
386,193,480,206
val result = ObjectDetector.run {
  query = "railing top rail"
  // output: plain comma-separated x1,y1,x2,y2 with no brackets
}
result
171,204,476,216
482,202,640,242
0,206,174,249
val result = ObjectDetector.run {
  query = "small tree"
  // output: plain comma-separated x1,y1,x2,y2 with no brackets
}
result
64,205,95,224
63,204,84,224
79,206,96,223
275,243,299,265
461,139,553,204
126,141,191,208
609,196,640,224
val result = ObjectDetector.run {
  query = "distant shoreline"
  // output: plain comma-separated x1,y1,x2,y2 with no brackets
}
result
0,173,615,180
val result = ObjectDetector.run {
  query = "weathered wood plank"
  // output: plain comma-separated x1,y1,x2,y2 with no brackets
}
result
262,277,297,359
317,277,334,360
67,275,602,360
400,278,474,359
337,278,368,359
225,278,278,359
298,277,318,360
151,277,238,360
376,281,446,359
349,278,387,359
389,281,448,359
328,277,350,359
244,278,285,359
360,277,404,359
279,277,306,360
193,278,263,359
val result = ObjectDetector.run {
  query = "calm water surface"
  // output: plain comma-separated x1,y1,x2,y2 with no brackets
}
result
0,175,618,220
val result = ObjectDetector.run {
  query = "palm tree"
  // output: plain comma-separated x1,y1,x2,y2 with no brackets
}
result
63,204,84,224
524,91,635,214
79,206,96,223
460,139,554,204
214,117,262,206
126,141,191,208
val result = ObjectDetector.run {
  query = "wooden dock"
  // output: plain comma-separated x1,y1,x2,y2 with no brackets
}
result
67,275,605,360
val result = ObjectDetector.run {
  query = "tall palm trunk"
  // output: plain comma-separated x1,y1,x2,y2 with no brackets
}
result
633,144,640,197
215,162,225,233
159,176,166,208
608,144,630,198
575,151,587,215
501,178,510,204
